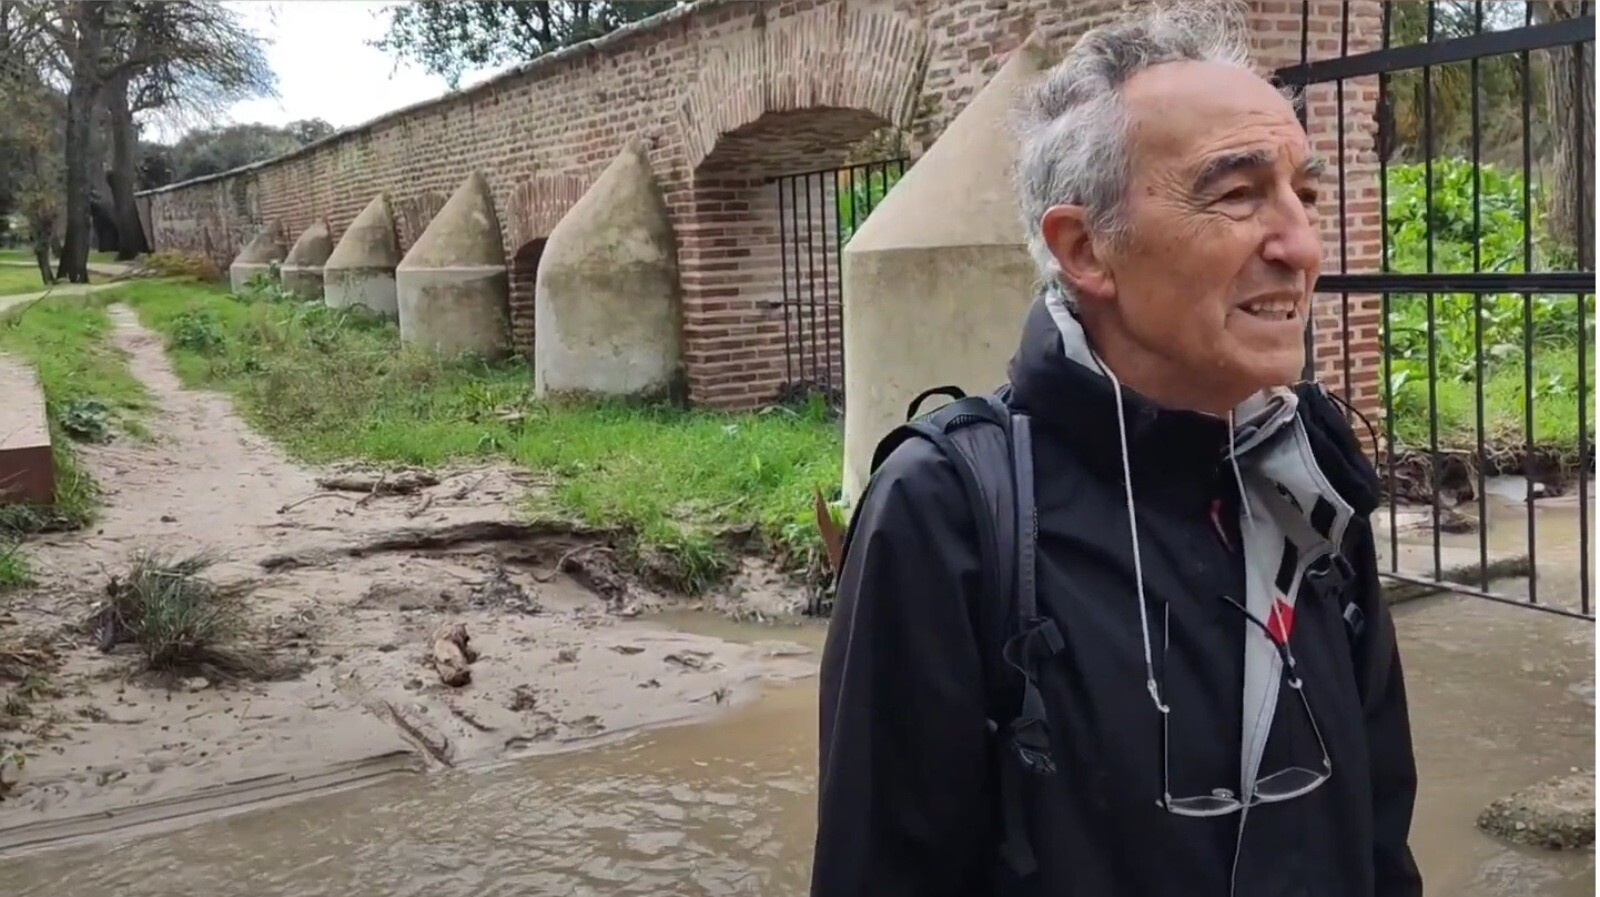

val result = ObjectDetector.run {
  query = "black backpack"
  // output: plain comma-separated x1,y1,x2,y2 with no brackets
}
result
840,383,1058,879
834,380,1373,882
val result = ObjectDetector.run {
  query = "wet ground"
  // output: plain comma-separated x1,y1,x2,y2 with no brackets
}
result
1,584,1591,897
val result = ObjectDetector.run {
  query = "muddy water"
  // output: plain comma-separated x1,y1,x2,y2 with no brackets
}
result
3,598,1591,897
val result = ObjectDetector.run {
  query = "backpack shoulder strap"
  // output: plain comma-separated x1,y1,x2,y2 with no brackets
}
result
856,389,1058,881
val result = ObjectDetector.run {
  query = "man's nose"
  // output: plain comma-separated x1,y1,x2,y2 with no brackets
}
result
1260,192,1322,274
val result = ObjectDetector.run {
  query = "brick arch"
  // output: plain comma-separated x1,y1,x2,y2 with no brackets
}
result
676,4,930,175
505,173,590,354
506,173,589,254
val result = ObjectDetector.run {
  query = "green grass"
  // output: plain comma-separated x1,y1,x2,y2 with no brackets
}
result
1388,344,1591,450
0,292,151,538
0,544,27,592
0,266,112,297
122,279,842,591
0,249,121,267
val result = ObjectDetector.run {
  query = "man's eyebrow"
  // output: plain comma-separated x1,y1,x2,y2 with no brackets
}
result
1192,149,1274,192
1191,150,1328,191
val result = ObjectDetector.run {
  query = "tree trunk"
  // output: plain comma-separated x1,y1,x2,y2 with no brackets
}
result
105,72,149,259
1537,1,1594,270
57,2,104,284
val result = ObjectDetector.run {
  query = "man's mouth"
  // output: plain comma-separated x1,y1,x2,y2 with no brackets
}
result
1238,299,1299,322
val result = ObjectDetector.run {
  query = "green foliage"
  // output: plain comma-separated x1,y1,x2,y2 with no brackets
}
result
57,398,111,444
140,120,335,186
0,294,149,531
837,163,906,246
0,540,28,593
374,1,683,88
95,549,269,678
123,280,843,593
1381,160,1593,448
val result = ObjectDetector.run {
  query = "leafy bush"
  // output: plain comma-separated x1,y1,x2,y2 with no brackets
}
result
143,251,221,282
1381,160,1593,448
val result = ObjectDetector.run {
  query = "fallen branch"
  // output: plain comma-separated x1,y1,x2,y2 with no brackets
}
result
258,520,608,572
277,492,357,515
404,494,435,519
316,470,439,497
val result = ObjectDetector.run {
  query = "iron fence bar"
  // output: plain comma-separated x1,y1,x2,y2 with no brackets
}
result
838,168,851,398
1277,15,1595,86
1472,0,1489,590
804,172,818,386
764,158,902,184
1423,8,1443,581
1313,272,1597,293
1296,0,1314,383
1336,0,1351,412
779,175,793,388
819,171,833,395
1520,10,1538,606
1378,0,1398,575
1380,572,1596,621
1578,5,1593,616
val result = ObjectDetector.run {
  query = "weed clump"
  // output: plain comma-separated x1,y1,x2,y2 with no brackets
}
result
90,550,277,681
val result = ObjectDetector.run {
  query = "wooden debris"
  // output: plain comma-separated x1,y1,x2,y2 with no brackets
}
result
316,469,439,496
430,622,478,687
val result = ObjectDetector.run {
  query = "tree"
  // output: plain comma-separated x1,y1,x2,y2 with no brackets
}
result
373,1,682,88
1532,0,1593,269
5,2,274,279
154,121,325,182
99,1,276,258
0,1,65,284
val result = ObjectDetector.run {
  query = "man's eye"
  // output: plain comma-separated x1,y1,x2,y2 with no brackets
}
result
1299,190,1321,207
1218,186,1253,203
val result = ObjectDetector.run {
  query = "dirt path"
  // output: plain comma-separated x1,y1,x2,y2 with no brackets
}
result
0,305,817,851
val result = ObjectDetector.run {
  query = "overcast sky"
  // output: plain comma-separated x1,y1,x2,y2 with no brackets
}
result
150,1,510,141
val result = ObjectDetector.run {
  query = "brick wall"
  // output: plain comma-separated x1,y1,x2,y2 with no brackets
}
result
142,0,1383,421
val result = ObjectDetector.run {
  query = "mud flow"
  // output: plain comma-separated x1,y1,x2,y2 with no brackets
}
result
4,595,1593,897
1,307,1592,896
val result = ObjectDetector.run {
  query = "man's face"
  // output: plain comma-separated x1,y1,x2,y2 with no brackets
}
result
1048,61,1324,410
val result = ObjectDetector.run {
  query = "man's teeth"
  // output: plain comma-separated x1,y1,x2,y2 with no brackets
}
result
1241,301,1297,320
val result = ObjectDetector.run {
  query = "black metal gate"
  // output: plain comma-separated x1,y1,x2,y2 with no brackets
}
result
772,158,908,409
1276,1,1595,620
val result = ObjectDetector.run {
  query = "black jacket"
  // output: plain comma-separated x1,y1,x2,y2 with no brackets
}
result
811,297,1423,897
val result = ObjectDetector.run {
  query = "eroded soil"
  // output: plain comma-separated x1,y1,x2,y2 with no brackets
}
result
0,305,817,849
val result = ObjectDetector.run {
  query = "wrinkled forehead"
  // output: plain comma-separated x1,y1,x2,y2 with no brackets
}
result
1123,60,1313,178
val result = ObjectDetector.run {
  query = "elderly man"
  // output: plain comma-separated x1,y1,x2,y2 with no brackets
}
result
809,4,1422,897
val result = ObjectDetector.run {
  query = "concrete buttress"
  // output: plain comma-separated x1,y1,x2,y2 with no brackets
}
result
535,140,683,400
229,221,288,293
325,193,402,316
396,172,512,359
280,219,333,301
839,32,1053,503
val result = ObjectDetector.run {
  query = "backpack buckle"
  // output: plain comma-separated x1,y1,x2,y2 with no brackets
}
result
1008,708,1057,775
1304,551,1354,603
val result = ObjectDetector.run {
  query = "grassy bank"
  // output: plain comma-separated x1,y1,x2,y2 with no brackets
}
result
0,294,150,573
122,279,841,591
0,267,113,298
1385,334,1591,450
0,249,120,266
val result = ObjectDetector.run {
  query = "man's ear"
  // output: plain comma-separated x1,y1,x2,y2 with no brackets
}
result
1040,205,1114,302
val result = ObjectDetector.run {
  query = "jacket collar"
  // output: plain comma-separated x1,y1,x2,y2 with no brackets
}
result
1005,289,1298,510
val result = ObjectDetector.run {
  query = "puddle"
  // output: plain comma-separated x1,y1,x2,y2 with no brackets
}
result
1,599,1590,896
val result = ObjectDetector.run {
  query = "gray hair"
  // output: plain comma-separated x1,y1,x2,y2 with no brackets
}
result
1014,1,1263,302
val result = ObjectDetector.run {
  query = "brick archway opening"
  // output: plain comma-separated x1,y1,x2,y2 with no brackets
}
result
682,107,895,410
510,237,548,359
